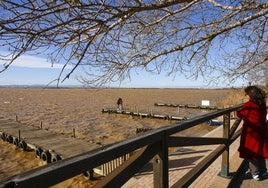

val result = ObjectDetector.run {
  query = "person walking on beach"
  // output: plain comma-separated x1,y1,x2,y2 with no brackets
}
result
117,97,124,110
237,85,268,181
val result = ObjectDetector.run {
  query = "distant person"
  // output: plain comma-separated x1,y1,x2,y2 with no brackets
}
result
237,86,268,181
117,97,124,110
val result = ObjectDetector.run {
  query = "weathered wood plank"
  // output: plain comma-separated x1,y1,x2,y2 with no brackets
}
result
94,143,160,188
0,119,101,161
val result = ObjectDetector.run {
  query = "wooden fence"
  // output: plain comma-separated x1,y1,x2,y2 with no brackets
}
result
1,104,243,188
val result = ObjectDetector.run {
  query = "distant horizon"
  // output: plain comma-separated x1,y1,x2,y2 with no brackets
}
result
0,84,241,90
0,52,247,88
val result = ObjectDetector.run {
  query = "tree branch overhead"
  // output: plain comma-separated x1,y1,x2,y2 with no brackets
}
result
0,0,267,86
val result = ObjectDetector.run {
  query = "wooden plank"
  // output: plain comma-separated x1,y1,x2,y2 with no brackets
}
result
171,144,226,188
153,135,169,188
94,143,160,188
102,108,186,120
167,136,227,147
154,103,220,110
0,123,37,132
0,120,101,161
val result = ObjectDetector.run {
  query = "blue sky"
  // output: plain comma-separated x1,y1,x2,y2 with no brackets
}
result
0,53,78,86
0,52,244,88
0,1,249,88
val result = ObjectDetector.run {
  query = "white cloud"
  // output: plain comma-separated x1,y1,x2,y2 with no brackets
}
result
0,53,73,69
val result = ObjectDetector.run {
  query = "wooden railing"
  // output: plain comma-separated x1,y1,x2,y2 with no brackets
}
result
1,104,243,188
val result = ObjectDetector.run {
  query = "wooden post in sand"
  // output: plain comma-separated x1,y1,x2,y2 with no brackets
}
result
18,129,21,142
73,128,76,138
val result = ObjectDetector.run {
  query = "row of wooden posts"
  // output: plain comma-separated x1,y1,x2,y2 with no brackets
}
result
3,116,153,178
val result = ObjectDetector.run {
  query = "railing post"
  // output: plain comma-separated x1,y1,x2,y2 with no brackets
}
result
219,113,231,178
153,134,169,188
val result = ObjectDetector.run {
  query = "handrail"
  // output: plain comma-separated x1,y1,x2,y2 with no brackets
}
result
1,104,243,188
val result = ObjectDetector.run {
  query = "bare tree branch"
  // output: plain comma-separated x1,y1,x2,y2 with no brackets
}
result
0,0,267,86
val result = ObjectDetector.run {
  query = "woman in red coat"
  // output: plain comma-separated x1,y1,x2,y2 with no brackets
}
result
237,86,268,181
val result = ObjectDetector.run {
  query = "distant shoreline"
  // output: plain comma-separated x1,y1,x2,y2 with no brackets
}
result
0,85,239,90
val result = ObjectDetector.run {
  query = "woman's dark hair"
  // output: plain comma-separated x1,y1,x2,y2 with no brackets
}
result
117,97,123,104
244,86,267,105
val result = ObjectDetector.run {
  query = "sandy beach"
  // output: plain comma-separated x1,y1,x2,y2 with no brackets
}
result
0,88,241,187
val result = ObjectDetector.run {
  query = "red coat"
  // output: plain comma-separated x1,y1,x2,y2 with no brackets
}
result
237,101,268,159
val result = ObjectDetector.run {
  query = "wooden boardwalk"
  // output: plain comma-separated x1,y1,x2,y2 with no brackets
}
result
123,122,268,188
2,118,268,187
102,108,188,121
0,119,101,163
154,102,221,110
